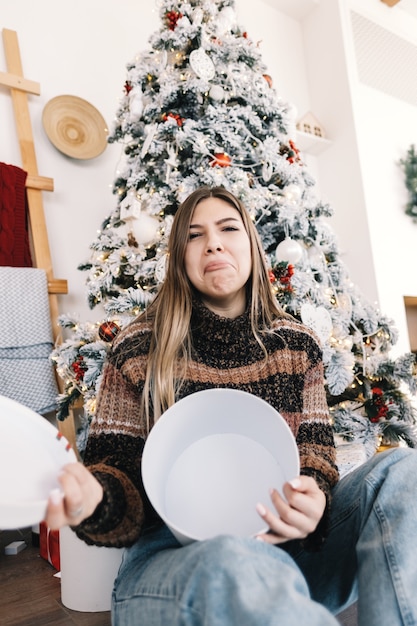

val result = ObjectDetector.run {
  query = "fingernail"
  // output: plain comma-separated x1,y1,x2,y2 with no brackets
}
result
49,488,64,505
289,478,301,489
255,535,264,542
256,503,266,516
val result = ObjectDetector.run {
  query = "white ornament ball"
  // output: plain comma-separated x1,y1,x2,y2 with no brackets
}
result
275,237,303,264
209,85,225,101
129,213,160,246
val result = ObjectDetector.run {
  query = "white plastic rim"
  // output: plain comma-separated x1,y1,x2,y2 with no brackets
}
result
0,395,77,529
142,388,299,544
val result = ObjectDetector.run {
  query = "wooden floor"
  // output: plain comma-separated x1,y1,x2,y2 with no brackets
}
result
0,528,111,626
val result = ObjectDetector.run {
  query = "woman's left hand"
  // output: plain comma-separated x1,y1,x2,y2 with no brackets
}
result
44,462,103,530
255,475,326,545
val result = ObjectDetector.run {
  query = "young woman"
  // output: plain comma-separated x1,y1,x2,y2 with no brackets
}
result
46,187,417,625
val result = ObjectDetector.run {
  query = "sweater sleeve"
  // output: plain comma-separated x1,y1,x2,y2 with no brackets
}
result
297,358,339,492
74,357,158,548
297,351,340,550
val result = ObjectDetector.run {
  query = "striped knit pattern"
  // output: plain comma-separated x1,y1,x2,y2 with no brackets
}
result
76,301,339,549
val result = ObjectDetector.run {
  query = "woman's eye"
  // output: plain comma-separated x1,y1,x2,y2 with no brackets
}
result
189,232,201,240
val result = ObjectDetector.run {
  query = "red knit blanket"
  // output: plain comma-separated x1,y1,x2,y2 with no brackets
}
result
0,162,32,267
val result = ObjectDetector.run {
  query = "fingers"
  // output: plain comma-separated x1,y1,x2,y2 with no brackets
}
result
44,462,103,530
255,501,290,544
45,487,66,530
256,493,307,543
59,468,86,522
282,479,324,524
255,477,326,544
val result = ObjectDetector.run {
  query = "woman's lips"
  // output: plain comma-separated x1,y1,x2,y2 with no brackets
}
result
204,261,230,272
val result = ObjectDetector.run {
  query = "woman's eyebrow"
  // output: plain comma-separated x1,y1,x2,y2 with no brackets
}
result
189,217,240,229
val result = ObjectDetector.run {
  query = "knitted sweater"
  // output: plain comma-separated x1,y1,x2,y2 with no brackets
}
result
76,301,339,548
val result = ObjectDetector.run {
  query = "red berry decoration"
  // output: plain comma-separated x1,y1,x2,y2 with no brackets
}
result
365,386,391,423
71,356,86,382
166,10,183,30
98,321,121,343
210,152,232,167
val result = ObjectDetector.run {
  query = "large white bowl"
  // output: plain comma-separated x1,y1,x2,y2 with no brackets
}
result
0,395,77,529
142,388,299,545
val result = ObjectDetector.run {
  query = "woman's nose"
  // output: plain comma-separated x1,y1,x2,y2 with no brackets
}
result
206,238,224,253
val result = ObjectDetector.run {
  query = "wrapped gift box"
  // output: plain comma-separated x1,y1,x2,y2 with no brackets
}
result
39,521,60,571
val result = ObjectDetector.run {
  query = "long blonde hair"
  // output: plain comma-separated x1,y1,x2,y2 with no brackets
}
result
139,186,288,425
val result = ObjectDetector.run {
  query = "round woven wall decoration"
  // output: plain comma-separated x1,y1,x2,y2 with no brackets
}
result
42,95,108,160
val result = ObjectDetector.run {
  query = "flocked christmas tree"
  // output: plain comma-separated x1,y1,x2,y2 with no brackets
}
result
52,0,417,454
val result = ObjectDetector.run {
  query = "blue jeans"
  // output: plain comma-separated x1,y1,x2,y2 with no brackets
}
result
112,448,417,625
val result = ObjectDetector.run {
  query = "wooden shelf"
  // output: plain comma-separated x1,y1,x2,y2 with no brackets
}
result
295,130,332,155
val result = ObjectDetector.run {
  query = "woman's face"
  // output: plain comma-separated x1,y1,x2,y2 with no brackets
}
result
184,196,252,317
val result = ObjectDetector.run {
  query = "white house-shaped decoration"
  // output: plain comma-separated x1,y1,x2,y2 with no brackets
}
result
296,111,326,139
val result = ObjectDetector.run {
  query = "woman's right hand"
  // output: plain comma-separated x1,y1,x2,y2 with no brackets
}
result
255,475,326,545
44,462,103,529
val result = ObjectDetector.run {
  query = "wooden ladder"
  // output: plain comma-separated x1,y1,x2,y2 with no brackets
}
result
0,28,77,451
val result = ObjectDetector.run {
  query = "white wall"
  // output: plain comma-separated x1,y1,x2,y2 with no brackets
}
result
0,0,309,324
295,0,417,357
341,0,417,356
301,0,379,307
353,87,417,356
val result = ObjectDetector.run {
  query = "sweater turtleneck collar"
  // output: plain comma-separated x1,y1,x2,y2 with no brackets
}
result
191,297,251,332
190,297,262,366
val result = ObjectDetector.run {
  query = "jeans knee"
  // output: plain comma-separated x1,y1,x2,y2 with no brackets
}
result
182,534,307,609
366,446,417,493
384,446,416,470
196,534,273,565
191,534,300,585
388,446,417,478
202,534,250,558
192,535,255,578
